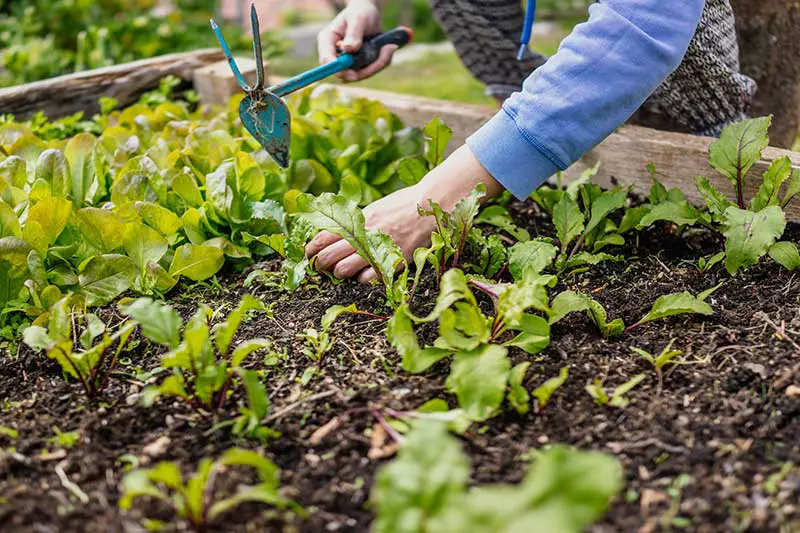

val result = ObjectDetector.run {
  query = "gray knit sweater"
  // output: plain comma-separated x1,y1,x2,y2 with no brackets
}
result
429,0,756,136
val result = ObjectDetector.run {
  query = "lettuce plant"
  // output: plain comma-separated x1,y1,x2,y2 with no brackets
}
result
23,295,135,398
119,448,298,531
122,295,271,412
0,87,436,321
371,420,623,533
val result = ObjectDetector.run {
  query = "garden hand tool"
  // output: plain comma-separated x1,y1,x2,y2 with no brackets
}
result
211,4,413,168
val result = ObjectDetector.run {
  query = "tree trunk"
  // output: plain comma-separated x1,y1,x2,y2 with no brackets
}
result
731,0,800,148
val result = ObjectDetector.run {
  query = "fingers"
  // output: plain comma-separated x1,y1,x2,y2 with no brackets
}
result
341,44,397,82
340,13,368,53
358,268,378,284
306,231,341,258
317,17,346,65
315,239,356,272
333,253,370,279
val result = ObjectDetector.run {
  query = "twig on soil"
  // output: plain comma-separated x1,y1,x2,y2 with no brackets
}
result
606,437,686,455
265,390,338,423
55,462,89,504
757,312,800,354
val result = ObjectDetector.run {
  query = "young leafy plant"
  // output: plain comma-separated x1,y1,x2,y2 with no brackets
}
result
585,374,647,408
119,448,298,531
532,366,570,411
549,287,715,337
626,287,716,333
371,420,623,533
229,369,279,443
642,117,800,275
122,295,271,413
531,167,630,272
23,295,135,398
417,184,486,277
388,269,552,421
631,339,683,391
548,291,625,338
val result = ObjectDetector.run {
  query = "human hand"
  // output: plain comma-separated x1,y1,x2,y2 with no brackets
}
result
305,145,505,283
317,0,397,82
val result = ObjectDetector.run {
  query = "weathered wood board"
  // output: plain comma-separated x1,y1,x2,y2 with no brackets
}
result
324,84,800,219
0,49,223,120
193,56,260,107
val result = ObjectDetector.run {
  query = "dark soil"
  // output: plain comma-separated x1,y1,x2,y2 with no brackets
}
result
1,198,799,533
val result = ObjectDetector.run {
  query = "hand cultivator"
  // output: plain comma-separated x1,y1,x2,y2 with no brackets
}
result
211,4,412,168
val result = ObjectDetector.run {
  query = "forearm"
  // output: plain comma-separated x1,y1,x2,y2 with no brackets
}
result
467,0,705,200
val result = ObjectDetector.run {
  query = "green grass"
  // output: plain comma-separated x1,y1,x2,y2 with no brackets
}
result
268,28,570,105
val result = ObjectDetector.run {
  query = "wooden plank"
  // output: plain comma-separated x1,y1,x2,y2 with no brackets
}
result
0,49,223,120
193,57,260,107
325,84,800,219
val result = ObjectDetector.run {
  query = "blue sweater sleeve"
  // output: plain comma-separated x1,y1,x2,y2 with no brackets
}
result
466,0,705,200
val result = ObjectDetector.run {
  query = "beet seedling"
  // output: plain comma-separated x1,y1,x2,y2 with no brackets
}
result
119,448,298,531
388,269,552,421
638,117,800,274
122,295,271,413
631,339,683,392
23,295,136,398
371,420,623,533
585,374,646,408
531,168,631,272
532,366,570,411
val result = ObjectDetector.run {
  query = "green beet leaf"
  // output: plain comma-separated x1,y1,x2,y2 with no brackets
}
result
549,291,624,338
532,366,569,408
212,294,264,356
708,116,771,204
637,200,701,229
169,244,224,281
508,362,531,415
584,188,627,236
475,204,531,242
371,420,469,533
552,194,584,251
121,298,182,349
722,205,786,274
633,291,713,329
694,175,734,218
769,241,800,271
750,156,794,212
445,344,511,422
508,239,558,281
388,304,452,373
505,313,550,355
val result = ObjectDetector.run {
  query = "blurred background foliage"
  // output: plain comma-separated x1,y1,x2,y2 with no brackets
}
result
0,0,276,87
